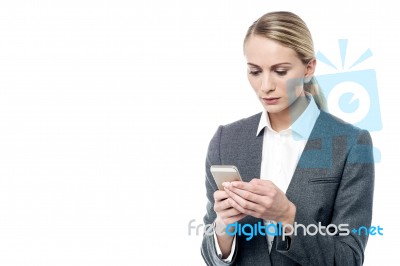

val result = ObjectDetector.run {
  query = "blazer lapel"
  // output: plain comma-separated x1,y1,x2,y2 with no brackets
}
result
241,114,264,182
285,112,330,203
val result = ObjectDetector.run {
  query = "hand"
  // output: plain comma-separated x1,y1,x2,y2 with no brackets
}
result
213,190,246,231
213,190,246,258
223,179,296,227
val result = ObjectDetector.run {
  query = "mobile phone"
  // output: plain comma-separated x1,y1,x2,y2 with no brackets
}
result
210,165,243,190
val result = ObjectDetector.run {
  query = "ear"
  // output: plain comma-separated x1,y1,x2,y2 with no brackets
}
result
304,58,316,83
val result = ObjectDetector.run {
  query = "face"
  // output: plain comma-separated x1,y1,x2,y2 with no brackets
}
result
244,35,315,115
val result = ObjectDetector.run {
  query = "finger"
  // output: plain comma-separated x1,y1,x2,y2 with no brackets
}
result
225,189,260,212
224,213,247,226
213,190,229,202
214,198,233,213
218,206,243,219
224,185,262,204
227,198,262,219
219,213,247,228
232,179,277,195
230,180,270,195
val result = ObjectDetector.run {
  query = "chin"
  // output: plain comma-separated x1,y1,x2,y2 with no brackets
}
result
262,104,287,114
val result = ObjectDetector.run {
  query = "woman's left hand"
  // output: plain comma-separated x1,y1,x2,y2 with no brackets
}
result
222,178,296,226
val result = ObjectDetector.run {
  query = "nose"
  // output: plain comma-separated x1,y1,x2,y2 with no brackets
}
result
260,73,275,93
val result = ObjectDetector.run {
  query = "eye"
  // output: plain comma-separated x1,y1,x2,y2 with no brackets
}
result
249,70,261,76
275,70,287,76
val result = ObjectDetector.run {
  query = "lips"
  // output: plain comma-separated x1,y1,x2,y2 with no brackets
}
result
264,97,279,100
262,97,280,105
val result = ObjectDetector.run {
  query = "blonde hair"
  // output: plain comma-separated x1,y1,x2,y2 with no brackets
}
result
244,11,327,111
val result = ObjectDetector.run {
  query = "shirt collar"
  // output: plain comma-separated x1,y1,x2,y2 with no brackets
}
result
256,93,320,139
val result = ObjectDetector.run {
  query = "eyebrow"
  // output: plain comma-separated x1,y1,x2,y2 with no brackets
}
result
247,62,292,68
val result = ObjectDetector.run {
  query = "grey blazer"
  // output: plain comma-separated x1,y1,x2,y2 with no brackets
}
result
201,111,374,266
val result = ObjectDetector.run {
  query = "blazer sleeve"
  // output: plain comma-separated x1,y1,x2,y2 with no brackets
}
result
201,126,238,266
275,129,375,265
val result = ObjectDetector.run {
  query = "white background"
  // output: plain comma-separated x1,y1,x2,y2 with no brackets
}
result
0,1,398,265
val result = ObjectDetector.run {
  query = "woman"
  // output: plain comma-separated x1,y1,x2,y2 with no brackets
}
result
201,11,374,266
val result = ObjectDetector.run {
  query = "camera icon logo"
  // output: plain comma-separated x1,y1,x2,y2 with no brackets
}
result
316,39,382,132
306,39,382,164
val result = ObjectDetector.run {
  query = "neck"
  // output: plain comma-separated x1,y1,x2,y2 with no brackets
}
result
268,94,309,132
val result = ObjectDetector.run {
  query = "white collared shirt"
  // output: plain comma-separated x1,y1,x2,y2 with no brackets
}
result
214,93,320,260
258,94,320,252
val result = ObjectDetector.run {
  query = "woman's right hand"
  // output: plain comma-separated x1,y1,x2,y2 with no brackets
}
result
213,190,246,258
213,190,246,233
